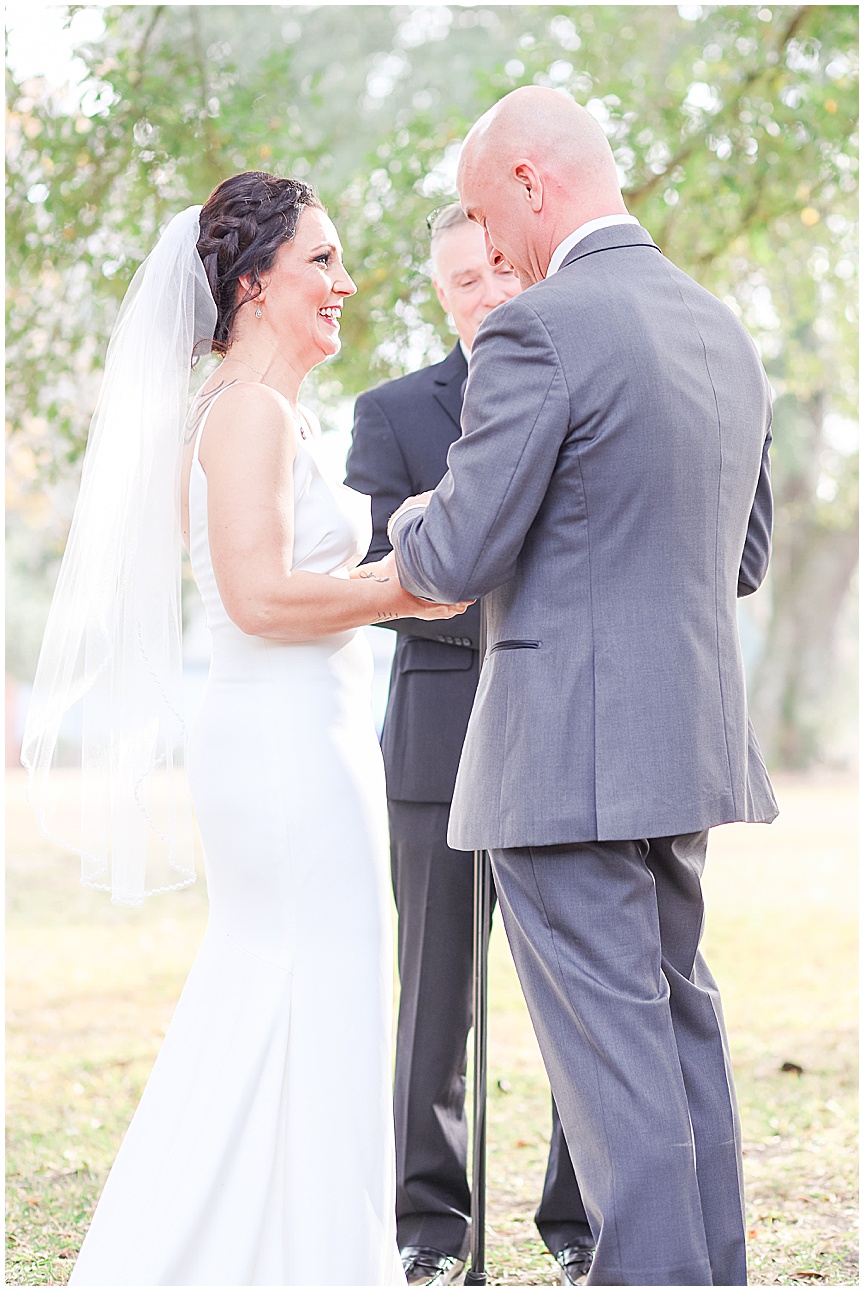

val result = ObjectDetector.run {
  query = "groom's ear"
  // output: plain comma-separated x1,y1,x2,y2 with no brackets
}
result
513,161,544,212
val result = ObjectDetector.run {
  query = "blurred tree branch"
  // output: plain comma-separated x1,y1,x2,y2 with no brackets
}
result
5,3,858,767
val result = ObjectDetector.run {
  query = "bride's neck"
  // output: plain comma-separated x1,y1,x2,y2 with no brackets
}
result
219,344,304,408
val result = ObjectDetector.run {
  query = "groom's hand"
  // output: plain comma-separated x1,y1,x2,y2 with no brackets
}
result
387,491,434,541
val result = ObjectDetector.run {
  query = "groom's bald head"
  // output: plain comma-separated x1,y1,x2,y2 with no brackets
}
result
457,86,627,286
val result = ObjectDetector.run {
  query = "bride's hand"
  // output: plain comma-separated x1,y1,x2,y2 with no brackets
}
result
405,592,475,621
352,552,473,622
351,553,398,583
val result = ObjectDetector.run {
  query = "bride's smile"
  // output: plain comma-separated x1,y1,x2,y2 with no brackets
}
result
232,206,357,398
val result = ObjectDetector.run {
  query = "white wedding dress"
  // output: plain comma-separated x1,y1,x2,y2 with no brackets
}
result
70,392,405,1286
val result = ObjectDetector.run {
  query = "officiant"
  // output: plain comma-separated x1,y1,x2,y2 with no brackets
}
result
346,204,595,1288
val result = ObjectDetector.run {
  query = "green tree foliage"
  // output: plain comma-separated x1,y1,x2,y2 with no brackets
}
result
5,4,859,765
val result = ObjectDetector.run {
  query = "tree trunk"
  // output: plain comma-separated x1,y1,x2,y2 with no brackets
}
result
750,519,859,769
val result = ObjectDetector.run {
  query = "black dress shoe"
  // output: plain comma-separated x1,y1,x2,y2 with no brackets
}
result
400,1245,466,1286
555,1242,595,1286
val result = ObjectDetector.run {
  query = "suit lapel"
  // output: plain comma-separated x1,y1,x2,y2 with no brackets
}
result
432,344,469,433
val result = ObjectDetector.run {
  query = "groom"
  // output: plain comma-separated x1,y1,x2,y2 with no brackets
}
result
347,203,594,1286
387,87,777,1286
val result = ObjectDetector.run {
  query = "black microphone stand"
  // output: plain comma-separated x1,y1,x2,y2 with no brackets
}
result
465,604,491,1286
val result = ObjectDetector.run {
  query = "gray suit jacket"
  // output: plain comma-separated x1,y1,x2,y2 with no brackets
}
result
391,225,778,850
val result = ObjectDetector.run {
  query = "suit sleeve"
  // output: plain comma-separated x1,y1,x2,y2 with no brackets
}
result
391,299,571,604
737,411,773,598
346,389,481,647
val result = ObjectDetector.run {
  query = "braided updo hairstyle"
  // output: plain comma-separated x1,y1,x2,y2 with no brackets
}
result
196,172,324,354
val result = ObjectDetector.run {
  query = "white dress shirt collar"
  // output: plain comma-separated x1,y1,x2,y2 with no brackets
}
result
459,338,471,364
546,214,640,278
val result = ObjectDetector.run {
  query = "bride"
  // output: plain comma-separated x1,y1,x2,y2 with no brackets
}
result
22,171,470,1285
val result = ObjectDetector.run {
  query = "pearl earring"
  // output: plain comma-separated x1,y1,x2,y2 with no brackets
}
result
255,305,262,317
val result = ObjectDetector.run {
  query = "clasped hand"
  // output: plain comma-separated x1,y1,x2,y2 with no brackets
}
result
350,491,470,622
386,490,435,540
352,551,472,621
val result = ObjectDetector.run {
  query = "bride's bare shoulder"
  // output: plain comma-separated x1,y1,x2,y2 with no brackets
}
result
193,380,299,462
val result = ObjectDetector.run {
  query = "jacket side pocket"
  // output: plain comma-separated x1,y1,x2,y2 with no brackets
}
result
488,640,541,653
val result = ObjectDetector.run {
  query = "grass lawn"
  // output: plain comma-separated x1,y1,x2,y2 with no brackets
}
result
5,769,858,1286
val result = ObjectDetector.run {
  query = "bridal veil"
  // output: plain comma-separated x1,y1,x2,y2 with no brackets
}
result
22,206,217,904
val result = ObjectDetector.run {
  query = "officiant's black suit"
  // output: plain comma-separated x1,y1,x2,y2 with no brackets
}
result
346,343,591,1262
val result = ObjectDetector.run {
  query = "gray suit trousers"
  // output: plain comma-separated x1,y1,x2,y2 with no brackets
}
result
490,834,747,1286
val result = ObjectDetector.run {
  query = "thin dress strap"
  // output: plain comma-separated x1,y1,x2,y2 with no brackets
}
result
189,382,236,468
